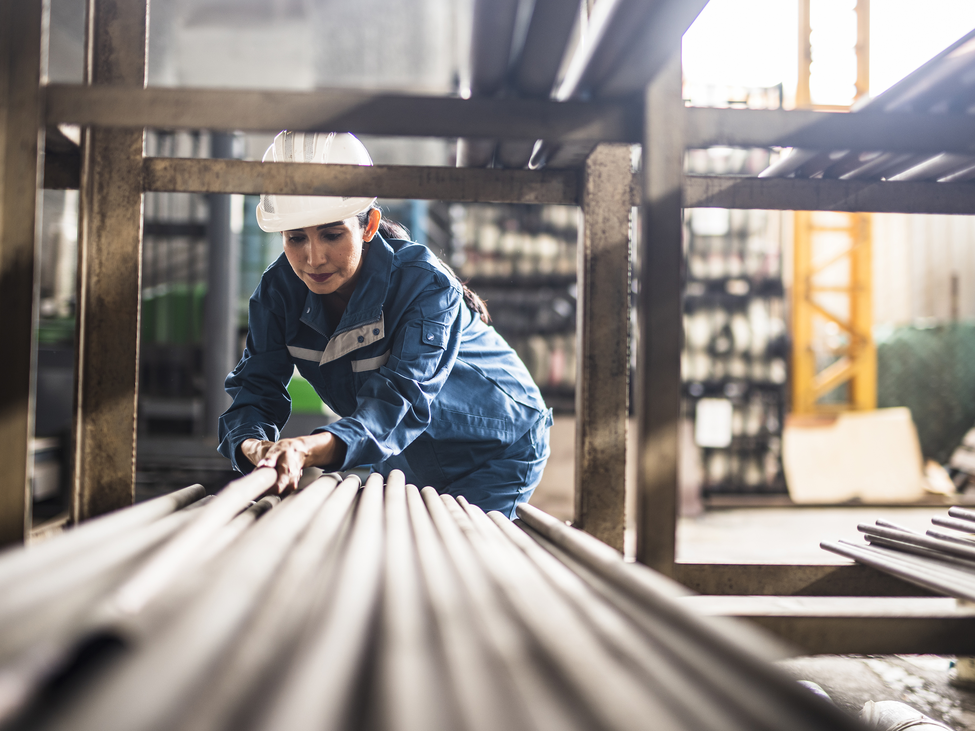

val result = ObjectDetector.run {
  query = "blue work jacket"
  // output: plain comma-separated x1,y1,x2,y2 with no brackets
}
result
218,234,549,489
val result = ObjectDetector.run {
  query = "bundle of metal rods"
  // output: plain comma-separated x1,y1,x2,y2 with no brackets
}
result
822,507,975,602
0,469,863,731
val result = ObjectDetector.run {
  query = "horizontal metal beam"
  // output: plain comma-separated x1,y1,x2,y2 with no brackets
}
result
143,158,580,205
674,563,937,597
681,596,975,655
52,158,975,217
44,84,640,143
684,174,975,215
686,107,975,154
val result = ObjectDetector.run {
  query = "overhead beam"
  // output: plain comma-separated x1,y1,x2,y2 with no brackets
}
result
683,175,975,215
45,84,640,144
143,158,580,205
686,107,975,154
46,157,975,217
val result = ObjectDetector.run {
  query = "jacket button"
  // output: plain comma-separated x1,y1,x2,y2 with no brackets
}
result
357,335,365,343
306,308,311,314
427,334,434,340
373,328,380,335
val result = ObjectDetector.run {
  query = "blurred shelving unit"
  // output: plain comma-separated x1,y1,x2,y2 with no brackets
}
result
452,203,581,413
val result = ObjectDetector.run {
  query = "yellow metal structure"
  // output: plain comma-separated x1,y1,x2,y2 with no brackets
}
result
792,0,876,414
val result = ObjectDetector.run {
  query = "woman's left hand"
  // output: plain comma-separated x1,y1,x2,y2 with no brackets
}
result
255,433,346,494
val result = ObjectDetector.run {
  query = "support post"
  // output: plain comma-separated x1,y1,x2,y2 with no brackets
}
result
0,0,44,544
635,48,683,574
73,0,148,521
203,133,240,438
575,144,631,552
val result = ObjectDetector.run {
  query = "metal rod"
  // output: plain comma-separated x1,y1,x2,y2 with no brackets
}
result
32,473,338,731
931,515,975,534
255,473,385,731
949,506,975,523
421,486,582,731
453,496,687,731
0,483,204,591
378,478,452,731
172,476,360,731
513,508,862,731
822,539,975,603
858,522,975,563
405,484,520,731
108,468,277,617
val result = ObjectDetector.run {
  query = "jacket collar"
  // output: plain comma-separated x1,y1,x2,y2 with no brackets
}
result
298,233,393,338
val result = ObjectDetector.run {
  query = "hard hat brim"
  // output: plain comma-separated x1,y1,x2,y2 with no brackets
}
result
256,195,377,233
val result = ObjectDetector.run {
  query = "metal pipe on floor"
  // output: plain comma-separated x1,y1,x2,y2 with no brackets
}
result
931,515,975,535
0,483,205,590
33,474,337,731
255,473,385,731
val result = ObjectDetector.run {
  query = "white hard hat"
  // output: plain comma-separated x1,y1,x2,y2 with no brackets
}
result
256,131,376,233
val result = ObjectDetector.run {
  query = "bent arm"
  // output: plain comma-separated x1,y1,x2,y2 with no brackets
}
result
317,275,463,470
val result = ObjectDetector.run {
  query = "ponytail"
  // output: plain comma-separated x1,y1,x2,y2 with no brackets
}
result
356,205,491,324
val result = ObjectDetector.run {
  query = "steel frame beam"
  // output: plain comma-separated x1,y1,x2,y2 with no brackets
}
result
45,85,975,154
46,157,975,216
574,145,631,551
143,158,580,205
683,175,975,215
0,0,44,546
685,107,975,154
680,596,975,655
674,562,937,597
44,84,640,144
72,0,148,522
635,48,683,575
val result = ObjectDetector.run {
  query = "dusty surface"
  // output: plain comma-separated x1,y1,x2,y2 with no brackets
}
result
779,655,975,730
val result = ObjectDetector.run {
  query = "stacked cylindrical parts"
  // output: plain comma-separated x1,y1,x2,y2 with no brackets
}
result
0,471,864,731
822,507,975,602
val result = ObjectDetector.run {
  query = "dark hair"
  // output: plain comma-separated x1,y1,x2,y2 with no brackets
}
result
357,206,490,324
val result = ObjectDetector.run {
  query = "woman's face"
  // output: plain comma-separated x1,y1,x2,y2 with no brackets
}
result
283,211,379,298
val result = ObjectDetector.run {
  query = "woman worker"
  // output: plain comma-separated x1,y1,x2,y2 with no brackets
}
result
218,131,552,518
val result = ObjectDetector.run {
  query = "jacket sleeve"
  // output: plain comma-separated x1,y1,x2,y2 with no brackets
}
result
217,297,294,473
316,274,462,470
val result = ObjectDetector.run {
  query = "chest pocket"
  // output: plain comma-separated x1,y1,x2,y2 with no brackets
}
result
400,320,448,381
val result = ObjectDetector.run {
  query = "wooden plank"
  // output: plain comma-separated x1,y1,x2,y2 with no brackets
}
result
574,144,631,551
72,0,147,522
0,0,43,545
45,84,640,144
635,49,683,575
142,158,579,205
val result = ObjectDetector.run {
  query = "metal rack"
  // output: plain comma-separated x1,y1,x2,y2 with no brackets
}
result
4,0,975,654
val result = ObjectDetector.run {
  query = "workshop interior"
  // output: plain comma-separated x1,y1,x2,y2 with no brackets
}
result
3,0,975,728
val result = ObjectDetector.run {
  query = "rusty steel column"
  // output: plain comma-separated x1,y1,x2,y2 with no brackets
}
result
635,48,683,575
73,0,148,521
0,0,44,545
575,144,631,552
